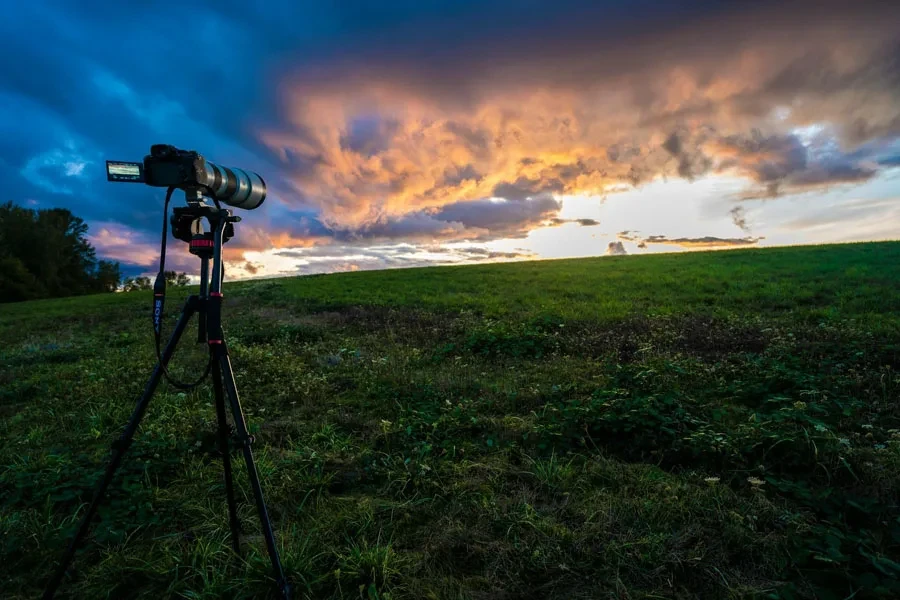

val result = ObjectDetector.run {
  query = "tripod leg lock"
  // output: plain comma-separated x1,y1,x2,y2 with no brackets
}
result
236,434,256,448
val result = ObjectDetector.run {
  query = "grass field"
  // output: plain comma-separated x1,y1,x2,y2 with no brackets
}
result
2,242,900,599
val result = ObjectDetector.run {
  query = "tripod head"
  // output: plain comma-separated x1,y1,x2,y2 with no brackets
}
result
171,202,238,247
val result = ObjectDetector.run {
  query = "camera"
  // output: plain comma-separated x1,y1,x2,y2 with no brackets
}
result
106,144,266,210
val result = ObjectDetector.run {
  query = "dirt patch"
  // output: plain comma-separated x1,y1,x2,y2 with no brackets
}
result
557,315,767,361
670,315,767,355
548,317,654,361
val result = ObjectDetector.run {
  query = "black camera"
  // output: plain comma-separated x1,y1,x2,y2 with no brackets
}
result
106,144,266,210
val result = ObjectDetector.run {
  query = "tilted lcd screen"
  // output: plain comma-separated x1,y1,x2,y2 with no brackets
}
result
106,161,144,182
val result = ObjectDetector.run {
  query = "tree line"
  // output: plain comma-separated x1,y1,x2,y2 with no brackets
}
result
0,202,188,303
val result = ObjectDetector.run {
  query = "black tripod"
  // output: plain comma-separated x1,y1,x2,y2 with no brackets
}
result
44,199,291,599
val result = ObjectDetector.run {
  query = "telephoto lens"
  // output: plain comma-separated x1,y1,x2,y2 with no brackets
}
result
203,162,266,210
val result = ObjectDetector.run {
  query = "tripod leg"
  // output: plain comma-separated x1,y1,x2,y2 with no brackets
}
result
43,297,198,600
213,344,291,599
212,360,242,556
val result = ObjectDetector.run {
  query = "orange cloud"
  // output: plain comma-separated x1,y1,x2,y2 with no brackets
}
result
258,2,899,231
88,222,160,267
220,225,330,262
640,236,762,249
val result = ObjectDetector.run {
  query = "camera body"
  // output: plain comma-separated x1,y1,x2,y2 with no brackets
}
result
143,144,210,189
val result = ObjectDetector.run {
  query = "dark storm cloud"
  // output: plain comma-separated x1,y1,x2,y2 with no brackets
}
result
318,195,564,243
0,0,297,244
281,1,897,96
710,130,883,199
325,213,468,242
433,195,560,232
492,179,566,202
789,163,877,187
713,133,809,183
662,131,712,180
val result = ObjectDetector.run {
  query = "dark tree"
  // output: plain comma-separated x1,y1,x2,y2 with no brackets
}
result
0,202,123,302
94,261,123,292
0,255,36,302
122,276,152,292
164,270,191,287
121,272,188,293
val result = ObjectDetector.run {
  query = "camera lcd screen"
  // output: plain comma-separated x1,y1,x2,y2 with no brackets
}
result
106,161,144,182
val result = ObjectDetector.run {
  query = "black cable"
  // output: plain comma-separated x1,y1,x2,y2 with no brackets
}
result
158,187,172,274
153,187,212,390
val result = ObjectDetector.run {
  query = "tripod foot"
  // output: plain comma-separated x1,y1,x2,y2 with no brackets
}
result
278,579,293,599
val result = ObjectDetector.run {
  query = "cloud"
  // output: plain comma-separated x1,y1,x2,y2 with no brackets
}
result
730,206,749,232
549,217,600,227
641,235,762,248
262,1,900,227
606,241,628,256
330,212,470,242
432,194,560,234
662,131,713,180
19,148,93,195
710,133,809,185
64,161,86,176
710,130,880,199
263,241,536,277
161,193,566,269
787,162,876,188
781,197,900,232
87,222,160,267
312,194,566,244
441,246,535,259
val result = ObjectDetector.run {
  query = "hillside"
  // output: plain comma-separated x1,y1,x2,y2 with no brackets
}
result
2,242,900,599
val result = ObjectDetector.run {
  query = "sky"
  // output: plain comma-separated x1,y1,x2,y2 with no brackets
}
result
2,0,900,279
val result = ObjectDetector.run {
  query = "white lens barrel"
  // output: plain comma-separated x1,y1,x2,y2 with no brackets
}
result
203,162,266,210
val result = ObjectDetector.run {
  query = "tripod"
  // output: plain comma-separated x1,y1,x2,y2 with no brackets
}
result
44,200,291,599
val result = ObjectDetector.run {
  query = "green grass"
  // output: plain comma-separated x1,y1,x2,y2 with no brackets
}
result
2,241,899,599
